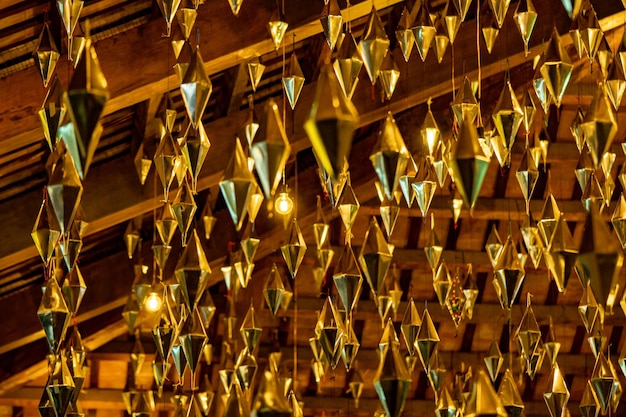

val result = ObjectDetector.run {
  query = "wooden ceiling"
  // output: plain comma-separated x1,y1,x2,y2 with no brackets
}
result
2,0,626,416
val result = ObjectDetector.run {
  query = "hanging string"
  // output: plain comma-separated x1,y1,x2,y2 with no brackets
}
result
476,0,481,101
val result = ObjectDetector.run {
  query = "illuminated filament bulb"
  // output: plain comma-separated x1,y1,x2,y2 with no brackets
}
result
144,291,163,312
275,191,293,216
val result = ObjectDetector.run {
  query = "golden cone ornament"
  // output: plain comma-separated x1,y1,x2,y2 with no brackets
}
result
412,2,436,61
358,8,389,84
320,0,342,51
333,244,363,312
395,7,414,62
282,53,305,110
219,138,256,231
464,370,507,417
280,218,307,278
544,364,570,417
359,218,392,295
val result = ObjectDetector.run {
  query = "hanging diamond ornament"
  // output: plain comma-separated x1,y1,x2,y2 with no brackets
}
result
337,176,360,234
174,229,211,312
378,53,400,101
373,336,411,417
38,277,72,354
46,354,76,417
153,132,183,199
492,79,523,156
412,1,436,61
280,218,307,279
305,63,359,180
178,307,207,379
412,157,438,218
481,5,499,54
416,307,440,372
371,112,410,201
516,149,539,213
180,121,211,193
34,23,60,88
282,53,305,110
544,364,570,417
333,34,363,100
47,143,83,234
358,7,389,84
251,98,291,199
171,180,197,244
395,7,414,62
32,199,61,266
484,340,503,382
247,58,265,92
180,45,212,129
333,244,362,312
514,0,537,56
39,76,67,151
263,263,285,317
359,218,392,295
538,28,573,107
240,304,262,352
267,11,288,50
581,86,617,169
320,0,342,51
219,138,256,231
464,370,507,417
611,194,626,248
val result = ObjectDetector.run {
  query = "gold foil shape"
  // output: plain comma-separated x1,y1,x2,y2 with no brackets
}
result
543,364,570,417
320,0,342,51
333,34,363,100
464,370,507,417
280,218,307,278
174,229,211,312
34,23,60,88
359,217,392,295
180,45,212,129
514,0,537,56
333,244,363,312
219,138,256,231
412,2,436,61
371,112,410,201
358,7,389,84
282,53,305,109
240,304,262,352
38,277,72,354
395,7,414,62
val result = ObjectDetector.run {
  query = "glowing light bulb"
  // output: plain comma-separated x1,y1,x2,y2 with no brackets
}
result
144,291,162,312
275,191,293,216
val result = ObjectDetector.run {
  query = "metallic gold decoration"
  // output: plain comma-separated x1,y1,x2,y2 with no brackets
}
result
412,1,436,61
578,2,603,62
219,138,256,231
180,45,212,129
538,193,561,248
544,318,561,366
317,297,344,369
575,150,594,194
337,176,359,234
395,7,414,62
267,14,288,50
64,37,109,179
32,199,61,266
579,281,601,333
606,60,626,111
445,267,466,328
434,22,450,64
538,28,573,107
251,370,292,417
264,263,284,316
611,194,626,248
578,207,623,309
582,86,617,169
493,79,523,156
481,6,499,54
443,1,462,44
178,307,207,378
305,63,359,179
174,229,210,312
484,340,502,382
34,23,60,88
514,0,537,56
154,132,183,199
228,0,243,16
171,180,197,244
424,217,443,270
251,98,290,199
544,364,570,417
224,383,250,417
435,385,457,417
448,113,489,211
156,0,181,36
544,217,578,292
38,277,72,354
413,157,438,218
464,370,507,417
39,76,66,151
320,0,342,51
341,319,360,370
247,58,265,92
371,112,410,201
46,354,76,417
358,7,389,84
181,121,211,193
333,244,362,312
347,368,364,408
378,53,400,101
416,307,439,372
379,198,399,238
373,334,411,417
47,143,83,234
497,369,524,417
56,0,83,45
359,217,392,295
282,53,305,110
280,218,307,278
240,304,262,352
333,34,363,100
516,149,539,213
433,262,451,307
516,295,541,374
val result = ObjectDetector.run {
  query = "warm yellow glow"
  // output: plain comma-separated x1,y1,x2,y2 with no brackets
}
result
275,192,293,216
144,291,162,312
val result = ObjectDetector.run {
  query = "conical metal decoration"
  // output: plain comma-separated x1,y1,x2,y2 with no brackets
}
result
448,114,490,211
178,307,207,379
239,228,260,263
282,53,305,109
156,0,181,36
341,319,360,370
371,112,410,201
497,369,524,417
464,370,507,417
395,7,414,62
416,307,440,372
400,298,421,356
56,0,83,47
412,157,438,217
538,28,573,107
513,0,537,56
538,194,561,247
154,203,176,247
180,45,212,129
485,224,502,269
493,235,525,311
578,2,603,62
611,194,626,248
590,351,616,413
544,364,570,417
228,0,243,16
171,180,197,244
264,263,285,317
317,298,344,369
373,340,411,417
39,76,67,151
46,354,75,417
516,295,542,368
337,177,360,234
412,1,436,61
235,347,257,392
359,218,392,295
378,52,400,101
492,79,523,154
433,262,451,307
38,277,71,354
320,0,342,50
134,142,152,186
434,21,450,64
223,383,250,417
358,7,389,83
445,267,466,328
333,244,363,312
484,340,503,382
174,229,210,312
435,385,457,417
581,173,604,212
181,121,211,193
582,86,617,169
32,199,61,266
175,4,197,41
441,3,461,46
154,132,183,199
463,265,479,319
575,150,594,194
240,304,262,352
61,266,86,315
219,138,256,231
579,281,602,333
451,0,472,20
267,13,288,50
280,218,307,279
578,206,623,309
606,60,626,111
421,100,442,157
122,292,141,334
247,58,265,92
251,370,292,417
47,143,83,234
424,218,443,270
543,318,561,367
152,243,172,272
481,5,499,54
333,34,363,100
516,148,539,212
579,380,600,417
64,37,108,179
305,63,359,180
251,98,290,199
34,23,60,88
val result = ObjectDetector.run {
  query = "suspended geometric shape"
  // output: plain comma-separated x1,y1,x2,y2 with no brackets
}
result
412,1,436,61
332,243,362,312
38,277,72,354
282,53,305,109
358,7,389,84
320,0,342,51
333,34,363,100
543,364,570,417
174,229,211,312
464,370,507,417
240,304,262,352
538,28,573,107
267,15,288,50
247,58,265,92
378,53,400,101
359,217,392,295
371,112,410,201
180,45,212,129
395,7,414,62
373,342,411,417
514,0,537,56
280,218,307,279
415,307,440,372
219,138,256,231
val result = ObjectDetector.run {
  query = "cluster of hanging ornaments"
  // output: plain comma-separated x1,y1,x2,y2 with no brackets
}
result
32,3,109,417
